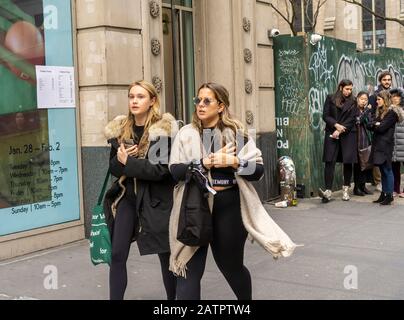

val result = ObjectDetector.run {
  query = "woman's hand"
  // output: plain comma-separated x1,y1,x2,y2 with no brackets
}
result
335,123,346,133
210,146,239,169
117,143,130,165
202,157,214,170
126,144,138,157
331,130,340,139
211,153,239,169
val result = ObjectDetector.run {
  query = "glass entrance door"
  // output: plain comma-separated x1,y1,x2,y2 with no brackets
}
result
162,0,195,123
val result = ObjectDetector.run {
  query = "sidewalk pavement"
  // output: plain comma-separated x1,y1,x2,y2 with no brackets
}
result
1,187,404,300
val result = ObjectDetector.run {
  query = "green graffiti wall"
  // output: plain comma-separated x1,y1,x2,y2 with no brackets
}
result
274,35,404,197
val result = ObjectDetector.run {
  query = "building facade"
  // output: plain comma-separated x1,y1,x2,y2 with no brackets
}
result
1,0,403,259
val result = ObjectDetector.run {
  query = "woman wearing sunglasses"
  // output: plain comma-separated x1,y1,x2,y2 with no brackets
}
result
168,82,297,300
104,80,179,299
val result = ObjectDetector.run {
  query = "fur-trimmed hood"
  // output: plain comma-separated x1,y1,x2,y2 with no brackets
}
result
390,105,404,123
104,113,179,141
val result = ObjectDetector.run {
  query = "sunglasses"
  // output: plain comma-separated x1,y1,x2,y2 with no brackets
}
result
193,97,218,107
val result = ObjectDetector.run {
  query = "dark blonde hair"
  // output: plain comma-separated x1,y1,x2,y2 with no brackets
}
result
192,82,246,141
120,80,162,153
376,91,391,119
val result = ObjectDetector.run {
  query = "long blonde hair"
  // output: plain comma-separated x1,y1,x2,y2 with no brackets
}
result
120,80,162,155
376,91,391,120
192,82,246,144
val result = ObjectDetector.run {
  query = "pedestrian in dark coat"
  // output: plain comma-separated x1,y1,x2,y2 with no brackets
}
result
353,91,373,196
368,71,393,190
368,91,404,205
104,80,179,300
319,79,358,203
390,88,404,197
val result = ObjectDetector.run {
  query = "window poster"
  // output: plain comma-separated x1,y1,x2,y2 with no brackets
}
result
0,0,80,236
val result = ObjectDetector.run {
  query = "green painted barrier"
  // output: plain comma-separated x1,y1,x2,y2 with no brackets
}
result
274,35,404,197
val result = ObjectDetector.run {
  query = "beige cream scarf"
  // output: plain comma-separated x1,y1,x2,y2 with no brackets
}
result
169,124,298,277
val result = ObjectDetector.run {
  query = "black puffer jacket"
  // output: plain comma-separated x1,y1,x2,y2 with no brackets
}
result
104,113,178,255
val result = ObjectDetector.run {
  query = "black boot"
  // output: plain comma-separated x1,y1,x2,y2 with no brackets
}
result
353,186,365,196
380,193,394,205
360,184,373,195
373,192,386,203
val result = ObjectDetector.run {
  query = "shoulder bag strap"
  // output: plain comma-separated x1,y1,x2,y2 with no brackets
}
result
362,116,372,144
97,170,111,206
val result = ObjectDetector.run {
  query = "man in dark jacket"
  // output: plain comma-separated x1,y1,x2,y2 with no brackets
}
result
369,71,393,112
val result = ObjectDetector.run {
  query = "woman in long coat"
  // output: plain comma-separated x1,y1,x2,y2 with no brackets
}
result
369,90,404,205
319,79,358,203
353,91,373,196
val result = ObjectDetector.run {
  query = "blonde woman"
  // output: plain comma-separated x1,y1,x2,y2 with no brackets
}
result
169,82,296,300
369,91,404,205
104,80,178,299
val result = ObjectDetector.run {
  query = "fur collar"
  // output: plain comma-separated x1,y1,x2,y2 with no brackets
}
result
390,105,404,123
104,113,179,141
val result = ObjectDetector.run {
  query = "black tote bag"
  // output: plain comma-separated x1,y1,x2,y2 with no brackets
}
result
177,166,213,247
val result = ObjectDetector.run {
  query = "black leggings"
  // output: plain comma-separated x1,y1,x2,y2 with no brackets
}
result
324,162,353,190
176,187,252,300
353,163,367,187
109,199,176,300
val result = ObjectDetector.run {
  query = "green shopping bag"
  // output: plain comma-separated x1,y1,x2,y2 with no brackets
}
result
90,171,112,266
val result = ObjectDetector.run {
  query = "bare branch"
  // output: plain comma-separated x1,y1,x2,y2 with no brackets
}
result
284,0,291,22
269,0,298,35
305,0,314,28
290,0,299,31
342,0,404,27
269,2,291,25
270,0,330,36
312,0,328,30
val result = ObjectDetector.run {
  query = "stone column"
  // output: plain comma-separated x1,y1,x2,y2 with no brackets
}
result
76,0,144,236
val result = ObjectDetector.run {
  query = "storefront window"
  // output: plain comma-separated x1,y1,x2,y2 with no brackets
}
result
0,0,80,236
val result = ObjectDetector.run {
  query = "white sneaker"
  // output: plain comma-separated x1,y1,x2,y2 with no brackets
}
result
376,183,382,192
342,186,350,201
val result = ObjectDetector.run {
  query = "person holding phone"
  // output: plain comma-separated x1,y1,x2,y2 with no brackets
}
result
168,82,296,300
104,80,178,300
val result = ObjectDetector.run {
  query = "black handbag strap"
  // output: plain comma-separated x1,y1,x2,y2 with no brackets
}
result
362,116,372,144
97,170,111,205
